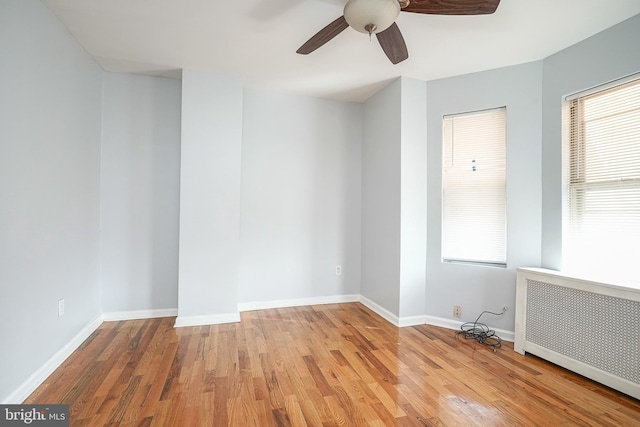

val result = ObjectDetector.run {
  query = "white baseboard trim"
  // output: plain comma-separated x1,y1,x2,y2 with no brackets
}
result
493,328,514,342
424,315,463,331
359,296,400,326
2,315,103,404
398,315,428,327
424,315,514,342
359,297,429,327
102,308,178,322
3,299,516,404
174,312,241,328
238,294,360,312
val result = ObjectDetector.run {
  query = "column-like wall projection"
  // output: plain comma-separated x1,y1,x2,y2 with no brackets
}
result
175,70,243,327
399,78,427,324
361,79,402,317
361,77,427,326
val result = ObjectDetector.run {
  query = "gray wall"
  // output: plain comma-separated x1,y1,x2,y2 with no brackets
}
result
399,78,428,320
177,70,243,323
0,0,103,402
360,77,428,322
541,13,640,269
239,90,362,305
426,61,543,330
100,72,181,313
2,0,639,402
361,80,403,313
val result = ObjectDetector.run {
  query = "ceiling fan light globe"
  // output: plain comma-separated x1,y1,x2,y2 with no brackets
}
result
343,0,400,34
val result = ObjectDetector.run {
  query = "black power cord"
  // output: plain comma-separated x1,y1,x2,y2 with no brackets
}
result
456,307,507,352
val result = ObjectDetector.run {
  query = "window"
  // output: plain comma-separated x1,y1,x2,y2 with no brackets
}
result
564,76,640,285
442,107,507,267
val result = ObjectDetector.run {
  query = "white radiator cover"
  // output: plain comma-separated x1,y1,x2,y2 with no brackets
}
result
515,268,640,400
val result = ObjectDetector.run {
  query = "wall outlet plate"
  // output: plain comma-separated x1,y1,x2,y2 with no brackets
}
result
453,305,462,318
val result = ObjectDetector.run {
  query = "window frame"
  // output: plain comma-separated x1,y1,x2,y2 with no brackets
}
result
562,74,640,286
441,106,508,268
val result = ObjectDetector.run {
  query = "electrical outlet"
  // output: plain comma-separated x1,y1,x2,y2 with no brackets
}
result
335,265,342,276
453,305,462,318
58,299,65,317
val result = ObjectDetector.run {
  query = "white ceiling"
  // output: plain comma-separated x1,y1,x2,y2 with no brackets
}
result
41,0,640,103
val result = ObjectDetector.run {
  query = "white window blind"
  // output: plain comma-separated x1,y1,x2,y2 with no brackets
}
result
565,76,640,285
442,107,507,266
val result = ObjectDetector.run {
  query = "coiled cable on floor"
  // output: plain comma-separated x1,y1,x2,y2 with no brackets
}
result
456,308,506,351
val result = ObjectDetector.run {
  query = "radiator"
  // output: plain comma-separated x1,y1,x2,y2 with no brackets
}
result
515,268,640,400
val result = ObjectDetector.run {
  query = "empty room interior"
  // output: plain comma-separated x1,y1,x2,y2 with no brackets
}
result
1,0,640,425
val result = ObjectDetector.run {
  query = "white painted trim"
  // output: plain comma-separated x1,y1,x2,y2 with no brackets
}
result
193,296,511,339
424,314,463,331
425,315,514,342
359,296,400,327
174,312,241,328
102,308,178,322
398,315,428,327
238,294,360,312
2,315,103,404
517,267,640,296
491,327,514,342
359,297,432,328
2,298,516,404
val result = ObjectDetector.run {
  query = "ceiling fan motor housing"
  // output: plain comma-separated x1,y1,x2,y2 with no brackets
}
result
343,0,401,34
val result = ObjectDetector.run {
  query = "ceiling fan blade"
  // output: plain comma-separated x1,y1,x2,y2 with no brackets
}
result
376,23,408,64
296,16,349,55
402,0,500,15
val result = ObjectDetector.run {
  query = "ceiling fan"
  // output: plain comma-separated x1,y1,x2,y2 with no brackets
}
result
296,0,501,64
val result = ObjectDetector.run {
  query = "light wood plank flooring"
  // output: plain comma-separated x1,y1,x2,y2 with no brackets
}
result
26,303,640,426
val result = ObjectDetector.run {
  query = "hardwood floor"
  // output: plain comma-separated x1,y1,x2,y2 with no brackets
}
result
26,303,640,426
